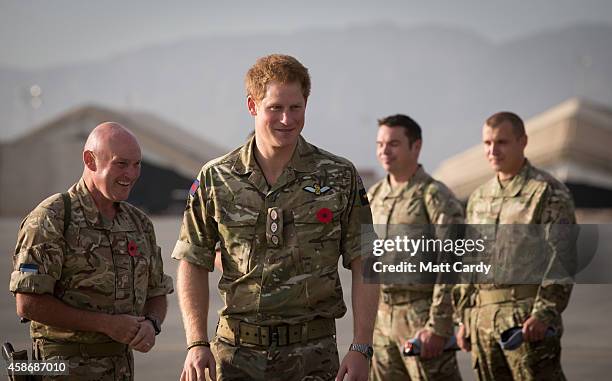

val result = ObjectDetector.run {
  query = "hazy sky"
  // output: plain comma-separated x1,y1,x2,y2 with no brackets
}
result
2,0,612,69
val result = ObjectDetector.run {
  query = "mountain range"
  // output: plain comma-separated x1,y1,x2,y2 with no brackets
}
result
1,23,611,172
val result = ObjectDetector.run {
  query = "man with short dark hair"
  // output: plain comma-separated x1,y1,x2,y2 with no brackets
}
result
455,111,575,380
173,54,378,381
369,114,463,381
10,122,173,380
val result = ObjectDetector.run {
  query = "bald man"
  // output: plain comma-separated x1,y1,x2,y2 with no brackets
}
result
9,122,174,380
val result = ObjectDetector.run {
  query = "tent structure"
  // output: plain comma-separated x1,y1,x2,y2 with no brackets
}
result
0,104,227,215
434,98,612,209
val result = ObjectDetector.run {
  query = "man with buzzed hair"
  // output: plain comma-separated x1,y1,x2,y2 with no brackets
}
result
174,54,378,381
10,122,173,380
455,112,575,380
368,114,463,381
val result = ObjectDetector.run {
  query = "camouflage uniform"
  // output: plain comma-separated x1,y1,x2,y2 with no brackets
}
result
368,166,464,381
9,179,174,381
172,135,372,381
456,160,575,381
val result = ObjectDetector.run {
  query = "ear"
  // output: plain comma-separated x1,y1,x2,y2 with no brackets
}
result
519,134,528,149
247,96,258,116
83,150,96,171
412,139,423,156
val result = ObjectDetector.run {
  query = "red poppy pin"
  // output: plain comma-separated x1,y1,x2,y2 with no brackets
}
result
127,240,140,257
316,208,333,224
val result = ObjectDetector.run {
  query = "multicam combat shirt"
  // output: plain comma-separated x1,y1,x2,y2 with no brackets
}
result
10,179,174,343
460,160,576,326
368,166,464,337
172,135,372,325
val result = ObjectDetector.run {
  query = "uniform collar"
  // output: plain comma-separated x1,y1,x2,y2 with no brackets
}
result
231,134,317,194
492,159,531,197
381,165,427,198
72,178,136,232
231,134,316,175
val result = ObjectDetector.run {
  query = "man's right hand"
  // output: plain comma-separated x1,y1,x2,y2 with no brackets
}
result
181,346,216,381
416,329,445,359
103,314,145,344
456,323,471,352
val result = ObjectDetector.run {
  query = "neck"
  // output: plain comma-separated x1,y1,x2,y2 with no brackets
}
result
83,175,117,220
497,158,526,181
389,163,419,188
254,138,297,186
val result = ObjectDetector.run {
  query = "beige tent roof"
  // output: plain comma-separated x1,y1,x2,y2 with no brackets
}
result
434,98,612,200
0,104,228,215
11,104,228,178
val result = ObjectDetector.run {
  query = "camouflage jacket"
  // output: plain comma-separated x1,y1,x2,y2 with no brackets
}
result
368,166,464,337
10,179,174,343
172,135,373,325
457,160,576,326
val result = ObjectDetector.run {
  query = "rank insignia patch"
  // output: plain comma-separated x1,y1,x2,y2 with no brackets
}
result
357,176,369,206
359,188,370,206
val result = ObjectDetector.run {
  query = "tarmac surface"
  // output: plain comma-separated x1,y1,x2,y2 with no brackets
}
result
1,216,611,380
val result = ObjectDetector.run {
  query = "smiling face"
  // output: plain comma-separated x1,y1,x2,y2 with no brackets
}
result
376,124,421,178
83,124,142,210
482,121,527,178
248,81,306,151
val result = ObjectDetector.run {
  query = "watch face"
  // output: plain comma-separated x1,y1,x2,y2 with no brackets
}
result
366,346,374,358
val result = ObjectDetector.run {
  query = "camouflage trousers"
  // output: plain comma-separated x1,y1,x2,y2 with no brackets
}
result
370,298,462,381
211,335,339,381
34,341,133,381
470,299,566,381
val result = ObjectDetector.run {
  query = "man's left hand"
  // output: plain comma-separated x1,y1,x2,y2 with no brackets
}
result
416,329,445,359
129,319,156,353
335,350,368,381
522,316,548,342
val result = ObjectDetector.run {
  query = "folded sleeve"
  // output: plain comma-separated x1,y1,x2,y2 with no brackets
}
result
10,202,65,295
171,170,218,272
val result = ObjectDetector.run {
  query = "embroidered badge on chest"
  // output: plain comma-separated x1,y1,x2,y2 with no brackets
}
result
303,183,331,196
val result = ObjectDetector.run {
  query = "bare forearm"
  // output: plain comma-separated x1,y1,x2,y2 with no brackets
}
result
177,260,210,343
16,293,111,334
143,295,168,322
350,257,379,343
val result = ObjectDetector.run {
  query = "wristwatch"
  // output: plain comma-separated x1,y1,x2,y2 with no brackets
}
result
145,315,161,336
349,343,374,359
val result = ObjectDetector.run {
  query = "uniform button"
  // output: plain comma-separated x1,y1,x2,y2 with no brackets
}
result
270,210,278,220
270,222,278,233
271,235,279,245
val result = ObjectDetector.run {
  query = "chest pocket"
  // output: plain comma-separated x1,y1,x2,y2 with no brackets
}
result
391,196,429,225
216,201,260,276
291,192,346,271
498,188,544,224
128,233,152,313
469,197,501,224
61,226,115,307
